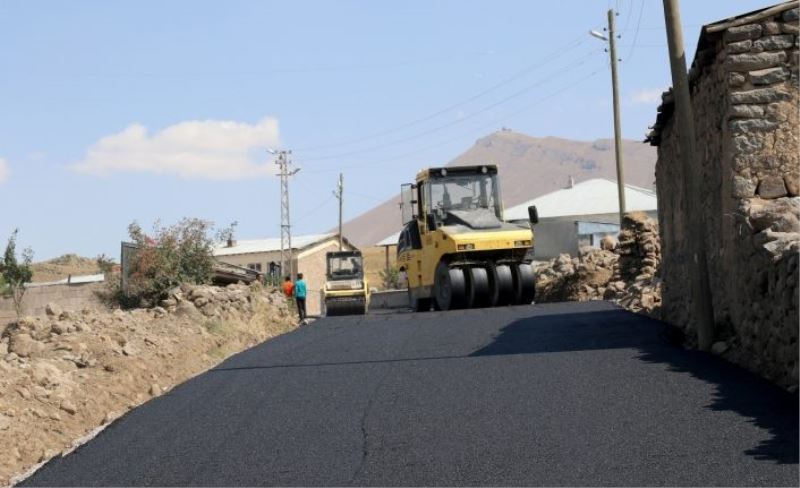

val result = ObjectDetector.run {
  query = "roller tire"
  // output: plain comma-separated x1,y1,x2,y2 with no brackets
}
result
434,262,467,311
512,263,536,305
490,264,515,306
467,266,491,309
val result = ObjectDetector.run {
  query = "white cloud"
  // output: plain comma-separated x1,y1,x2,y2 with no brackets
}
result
72,117,281,180
630,89,665,105
0,158,8,184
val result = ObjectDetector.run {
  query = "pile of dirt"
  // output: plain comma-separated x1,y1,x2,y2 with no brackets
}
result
535,213,662,316
0,283,296,486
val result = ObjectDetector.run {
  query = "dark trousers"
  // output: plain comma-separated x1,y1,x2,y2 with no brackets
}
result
296,297,307,321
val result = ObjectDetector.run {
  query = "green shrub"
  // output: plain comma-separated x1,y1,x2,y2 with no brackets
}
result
1,229,34,318
123,218,216,307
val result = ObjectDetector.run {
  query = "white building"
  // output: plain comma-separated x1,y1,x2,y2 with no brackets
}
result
504,178,657,260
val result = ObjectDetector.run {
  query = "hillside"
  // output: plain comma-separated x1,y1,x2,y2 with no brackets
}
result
30,254,100,283
341,130,657,246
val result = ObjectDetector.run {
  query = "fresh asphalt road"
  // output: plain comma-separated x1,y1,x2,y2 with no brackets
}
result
23,301,798,486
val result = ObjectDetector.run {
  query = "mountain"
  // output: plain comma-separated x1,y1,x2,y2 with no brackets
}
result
341,130,657,246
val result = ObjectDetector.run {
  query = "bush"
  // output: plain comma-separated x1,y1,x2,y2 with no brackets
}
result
123,218,216,307
1,229,34,318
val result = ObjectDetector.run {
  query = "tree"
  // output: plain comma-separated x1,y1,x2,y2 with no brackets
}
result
124,218,216,307
1,229,34,318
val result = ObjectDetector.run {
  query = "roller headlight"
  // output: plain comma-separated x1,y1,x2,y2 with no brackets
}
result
514,240,532,247
457,243,475,251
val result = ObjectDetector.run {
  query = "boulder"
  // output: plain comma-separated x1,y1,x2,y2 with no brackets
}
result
9,333,45,358
45,303,62,317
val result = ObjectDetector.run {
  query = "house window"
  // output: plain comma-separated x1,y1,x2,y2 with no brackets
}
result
247,263,262,272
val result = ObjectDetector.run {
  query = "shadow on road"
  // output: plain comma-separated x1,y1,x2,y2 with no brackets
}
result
470,308,799,465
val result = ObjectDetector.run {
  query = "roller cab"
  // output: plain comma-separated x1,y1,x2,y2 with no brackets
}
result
323,250,370,316
397,165,537,311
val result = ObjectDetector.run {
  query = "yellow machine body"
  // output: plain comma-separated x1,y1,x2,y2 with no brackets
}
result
397,165,537,311
323,251,370,316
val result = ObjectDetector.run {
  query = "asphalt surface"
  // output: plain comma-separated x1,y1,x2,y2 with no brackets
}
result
22,301,798,486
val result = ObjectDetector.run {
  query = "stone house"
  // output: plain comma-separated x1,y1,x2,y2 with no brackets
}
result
646,2,799,389
214,233,358,316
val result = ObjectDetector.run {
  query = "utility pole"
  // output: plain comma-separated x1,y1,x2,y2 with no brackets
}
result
607,8,627,225
590,10,627,226
274,149,300,280
333,173,344,250
662,0,715,350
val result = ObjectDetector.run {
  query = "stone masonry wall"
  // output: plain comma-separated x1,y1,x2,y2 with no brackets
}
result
655,5,800,390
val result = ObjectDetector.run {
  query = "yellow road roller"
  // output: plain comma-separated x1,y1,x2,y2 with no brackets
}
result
323,250,370,316
397,164,538,311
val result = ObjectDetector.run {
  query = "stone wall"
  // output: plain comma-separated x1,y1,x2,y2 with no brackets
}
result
0,282,104,326
654,5,799,390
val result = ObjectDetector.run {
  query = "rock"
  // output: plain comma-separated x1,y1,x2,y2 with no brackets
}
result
781,21,799,35
122,344,137,356
51,321,73,335
149,383,161,396
711,341,729,356
782,7,799,22
600,235,617,251
9,333,44,357
784,174,799,196
752,34,795,52
153,306,167,318
0,415,10,430
726,39,752,54
159,298,178,308
729,119,778,133
724,24,762,43
728,72,746,87
761,21,781,35
749,66,790,85
724,52,786,72
758,176,788,199
729,86,790,104
30,362,63,387
729,104,765,119
16,387,32,399
0,341,7,356
45,302,62,317
60,400,78,415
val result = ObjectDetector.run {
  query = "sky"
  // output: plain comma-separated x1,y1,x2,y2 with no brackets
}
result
0,0,773,260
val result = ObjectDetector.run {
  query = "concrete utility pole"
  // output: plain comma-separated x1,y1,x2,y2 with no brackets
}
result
274,149,300,280
590,10,627,225
662,0,715,351
607,8,627,225
334,173,344,250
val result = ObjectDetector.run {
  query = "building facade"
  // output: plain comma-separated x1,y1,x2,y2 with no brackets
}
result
214,234,357,316
647,1,799,389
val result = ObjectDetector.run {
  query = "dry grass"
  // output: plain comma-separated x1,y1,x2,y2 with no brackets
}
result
362,245,396,290
30,254,100,283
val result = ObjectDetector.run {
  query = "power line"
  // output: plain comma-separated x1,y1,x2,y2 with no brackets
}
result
303,64,606,175
297,47,602,163
624,0,646,62
293,34,590,153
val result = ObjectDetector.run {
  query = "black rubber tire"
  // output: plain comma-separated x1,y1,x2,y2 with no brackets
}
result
434,262,467,311
409,289,431,312
490,264,515,306
467,266,491,309
512,263,536,305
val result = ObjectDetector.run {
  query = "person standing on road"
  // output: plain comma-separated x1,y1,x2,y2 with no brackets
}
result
282,275,294,298
294,272,307,323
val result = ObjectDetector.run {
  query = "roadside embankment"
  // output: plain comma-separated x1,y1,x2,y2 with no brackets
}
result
0,282,296,486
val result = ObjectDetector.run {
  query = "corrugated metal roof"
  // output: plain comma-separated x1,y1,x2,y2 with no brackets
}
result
504,178,657,221
26,273,106,288
213,233,335,257
376,231,401,247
